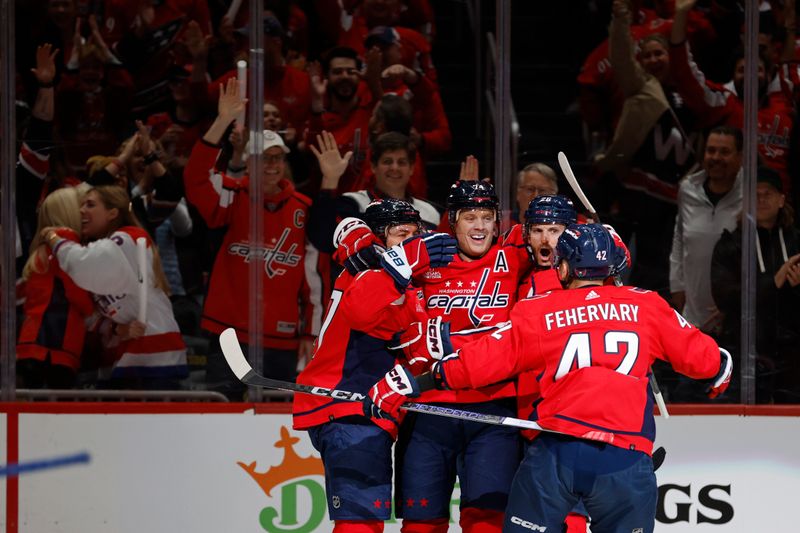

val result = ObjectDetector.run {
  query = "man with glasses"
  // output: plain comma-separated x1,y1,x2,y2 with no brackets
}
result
515,163,560,224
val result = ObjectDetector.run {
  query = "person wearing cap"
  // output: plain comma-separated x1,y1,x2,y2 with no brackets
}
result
184,77,322,400
203,13,312,131
711,166,800,403
337,0,437,84
364,27,452,194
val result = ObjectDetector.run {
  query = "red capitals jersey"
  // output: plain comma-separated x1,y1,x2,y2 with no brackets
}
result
416,224,529,403
17,232,95,371
184,140,321,349
293,269,427,437
440,285,722,455
671,42,794,191
305,83,375,193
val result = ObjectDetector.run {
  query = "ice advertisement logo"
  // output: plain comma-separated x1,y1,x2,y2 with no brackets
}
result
239,426,326,533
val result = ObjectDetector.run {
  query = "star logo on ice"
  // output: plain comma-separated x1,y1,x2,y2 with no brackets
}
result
585,290,600,301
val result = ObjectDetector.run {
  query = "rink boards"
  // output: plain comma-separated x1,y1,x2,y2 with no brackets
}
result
0,403,798,532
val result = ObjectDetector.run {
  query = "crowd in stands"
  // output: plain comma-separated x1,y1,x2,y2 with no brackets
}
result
9,0,800,404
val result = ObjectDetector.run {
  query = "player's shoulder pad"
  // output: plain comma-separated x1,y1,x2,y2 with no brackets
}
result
500,223,525,247
627,287,651,294
528,292,553,301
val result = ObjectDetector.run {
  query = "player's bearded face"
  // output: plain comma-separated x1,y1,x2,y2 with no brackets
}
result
385,223,422,247
528,223,566,267
454,208,496,259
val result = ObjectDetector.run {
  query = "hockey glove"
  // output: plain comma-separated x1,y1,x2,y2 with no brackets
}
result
363,364,421,421
603,224,631,277
707,347,733,399
380,233,457,291
389,316,454,374
342,245,384,275
333,217,386,274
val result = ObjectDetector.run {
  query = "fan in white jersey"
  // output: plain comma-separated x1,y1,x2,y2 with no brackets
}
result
43,185,187,388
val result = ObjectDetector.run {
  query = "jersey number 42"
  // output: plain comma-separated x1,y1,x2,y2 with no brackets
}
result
555,331,639,381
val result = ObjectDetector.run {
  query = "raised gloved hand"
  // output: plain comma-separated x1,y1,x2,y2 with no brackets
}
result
363,364,420,421
707,347,733,399
332,217,385,275
389,316,453,374
380,233,457,291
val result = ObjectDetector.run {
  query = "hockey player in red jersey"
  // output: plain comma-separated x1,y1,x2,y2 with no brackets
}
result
390,179,532,533
294,199,457,533
518,194,578,299
366,224,733,533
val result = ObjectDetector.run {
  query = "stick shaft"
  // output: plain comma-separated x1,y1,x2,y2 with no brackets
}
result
557,152,670,418
136,237,147,323
220,328,566,433
0,452,90,478
237,368,544,431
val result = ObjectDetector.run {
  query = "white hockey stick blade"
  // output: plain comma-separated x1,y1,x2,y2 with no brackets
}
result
218,329,615,442
557,151,598,220
220,328,254,380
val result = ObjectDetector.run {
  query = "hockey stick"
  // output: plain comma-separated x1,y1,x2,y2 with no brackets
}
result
0,452,90,478
557,152,670,419
219,328,615,443
136,237,148,323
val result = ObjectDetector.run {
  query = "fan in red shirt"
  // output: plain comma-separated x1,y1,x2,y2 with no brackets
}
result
183,78,320,400
669,0,793,192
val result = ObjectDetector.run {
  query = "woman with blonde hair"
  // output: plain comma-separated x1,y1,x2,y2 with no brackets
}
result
17,186,95,388
42,185,187,389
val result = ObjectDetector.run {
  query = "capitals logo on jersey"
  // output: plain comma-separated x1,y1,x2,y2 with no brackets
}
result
228,228,302,278
425,250,514,327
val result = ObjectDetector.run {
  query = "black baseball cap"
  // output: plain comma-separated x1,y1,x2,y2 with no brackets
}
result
757,166,783,193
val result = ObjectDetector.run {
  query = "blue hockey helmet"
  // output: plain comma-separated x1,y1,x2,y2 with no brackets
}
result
553,223,617,280
364,198,422,240
523,195,578,266
524,195,577,228
446,179,500,225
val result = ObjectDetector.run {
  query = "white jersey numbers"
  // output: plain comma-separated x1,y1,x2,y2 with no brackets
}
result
555,331,640,380
556,333,592,380
317,290,342,350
